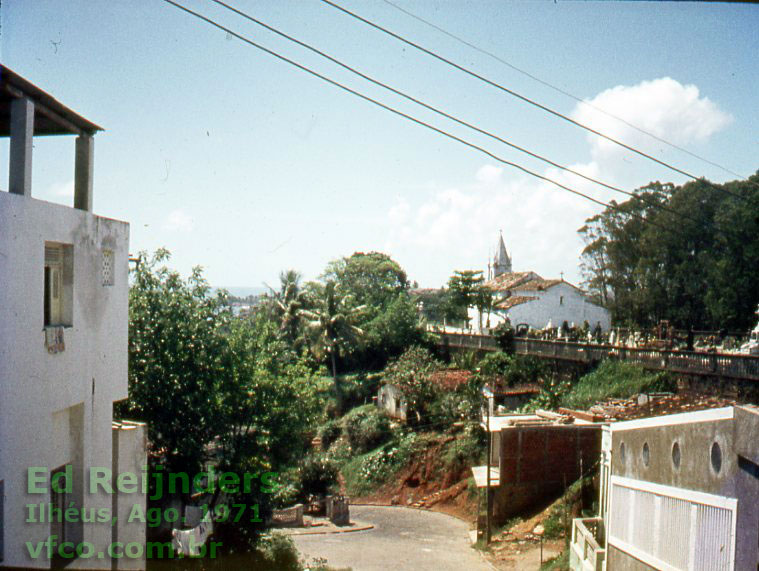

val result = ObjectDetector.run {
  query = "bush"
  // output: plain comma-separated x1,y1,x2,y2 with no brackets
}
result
298,455,339,499
341,432,429,496
478,352,544,388
342,405,392,454
255,533,302,571
383,346,441,425
318,419,343,451
478,351,514,377
493,321,515,353
442,426,485,470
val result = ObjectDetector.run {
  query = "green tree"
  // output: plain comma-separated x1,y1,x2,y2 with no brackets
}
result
383,346,441,425
266,269,307,347
119,250,327,552
448,270,484,328
118,249,230,474
323,251,409,310
577,176,759,330
301,280,365,380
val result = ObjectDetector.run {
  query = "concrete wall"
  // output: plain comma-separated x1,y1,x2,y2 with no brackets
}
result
112,422,148,570
0,191,136,569
608,408,759,571
494,424,601,522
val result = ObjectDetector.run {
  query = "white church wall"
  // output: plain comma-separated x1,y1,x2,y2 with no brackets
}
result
506,283,610,331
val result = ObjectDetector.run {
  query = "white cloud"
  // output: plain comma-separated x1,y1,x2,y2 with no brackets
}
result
384,78,732,287
573,77,732,162
475,164,503,184
163,209,194,232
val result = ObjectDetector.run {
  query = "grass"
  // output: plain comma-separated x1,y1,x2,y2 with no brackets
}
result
561,360,675,410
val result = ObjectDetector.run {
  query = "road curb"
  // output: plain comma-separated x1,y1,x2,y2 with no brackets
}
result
280,521,374,536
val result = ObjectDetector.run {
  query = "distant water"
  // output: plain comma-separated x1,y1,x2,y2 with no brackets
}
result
213,286,267,298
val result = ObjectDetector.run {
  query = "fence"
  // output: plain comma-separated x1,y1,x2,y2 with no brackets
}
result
438,333,759,382
270,504,304,528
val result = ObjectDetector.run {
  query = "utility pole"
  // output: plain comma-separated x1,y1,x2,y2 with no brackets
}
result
485,387,493,544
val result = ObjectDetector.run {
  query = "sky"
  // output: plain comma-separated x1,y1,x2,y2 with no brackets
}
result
2,1,757,290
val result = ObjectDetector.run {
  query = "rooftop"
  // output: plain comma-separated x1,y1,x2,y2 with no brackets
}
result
0,65,102,136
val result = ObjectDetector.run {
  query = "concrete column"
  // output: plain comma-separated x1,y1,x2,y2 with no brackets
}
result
74,134,94,211
9,96,34,196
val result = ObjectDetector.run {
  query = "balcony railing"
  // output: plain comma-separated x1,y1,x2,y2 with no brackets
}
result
570,517,606,571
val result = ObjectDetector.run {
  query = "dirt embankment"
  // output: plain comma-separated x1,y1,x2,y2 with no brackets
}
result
348,434,480,523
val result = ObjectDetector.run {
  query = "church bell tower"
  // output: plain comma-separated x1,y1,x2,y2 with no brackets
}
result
493,231,512,277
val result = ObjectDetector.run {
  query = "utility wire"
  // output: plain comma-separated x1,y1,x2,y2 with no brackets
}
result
209,0,697,224
160,0,672,235
379,0,752,184
318,0,748,202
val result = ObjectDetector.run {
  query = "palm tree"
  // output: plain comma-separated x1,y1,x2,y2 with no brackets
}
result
267,269,306,346
300,280,364,381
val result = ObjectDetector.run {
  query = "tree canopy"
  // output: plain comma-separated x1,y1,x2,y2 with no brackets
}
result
578,173,759,330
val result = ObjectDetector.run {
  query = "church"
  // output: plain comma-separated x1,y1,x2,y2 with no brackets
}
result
468,234,611,333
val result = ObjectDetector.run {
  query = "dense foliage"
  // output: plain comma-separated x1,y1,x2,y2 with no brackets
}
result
119,250,327,551
382,346,442,425
579,173,759,330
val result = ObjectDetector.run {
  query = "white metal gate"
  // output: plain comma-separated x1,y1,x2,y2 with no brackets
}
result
608,475,737,571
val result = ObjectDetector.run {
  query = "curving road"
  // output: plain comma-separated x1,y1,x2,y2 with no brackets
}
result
292,506,491,571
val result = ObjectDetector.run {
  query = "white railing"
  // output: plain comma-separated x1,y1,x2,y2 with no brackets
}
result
570,517,606,571
608,476,737,571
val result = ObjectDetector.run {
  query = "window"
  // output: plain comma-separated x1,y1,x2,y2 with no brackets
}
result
711,442,722,474
44,243,73,327
560,295,564,305
672,441,681,469
642,442,650,466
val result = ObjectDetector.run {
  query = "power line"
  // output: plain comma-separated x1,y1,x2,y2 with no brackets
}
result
159,0,672,235
379,0,752,183
209,0,698,224
318,0,748,202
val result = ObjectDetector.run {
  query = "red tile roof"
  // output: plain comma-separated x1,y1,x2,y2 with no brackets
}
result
485,271,541,292
429,369,472,390
495,295,537,310
515,278,563,291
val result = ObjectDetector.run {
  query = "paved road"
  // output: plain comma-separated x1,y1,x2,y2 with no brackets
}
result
292,506,491,571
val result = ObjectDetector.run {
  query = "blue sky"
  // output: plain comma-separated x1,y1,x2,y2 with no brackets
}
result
2,1,757,288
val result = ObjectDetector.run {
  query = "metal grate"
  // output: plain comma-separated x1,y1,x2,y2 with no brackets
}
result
102,249,114,286
608,475,736,571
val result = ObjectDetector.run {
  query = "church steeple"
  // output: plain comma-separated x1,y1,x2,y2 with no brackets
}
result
493,231,512,277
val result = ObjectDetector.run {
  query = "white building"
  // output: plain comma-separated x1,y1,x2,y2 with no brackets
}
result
469,234,611,333
570,406,759,571
0,66,146,569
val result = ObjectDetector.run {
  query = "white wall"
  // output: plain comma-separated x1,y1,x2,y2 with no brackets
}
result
469,282,611,334
506,283,610,331
0,191,139,569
